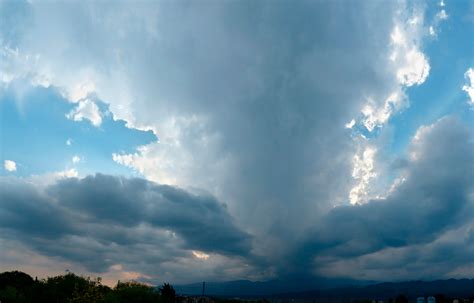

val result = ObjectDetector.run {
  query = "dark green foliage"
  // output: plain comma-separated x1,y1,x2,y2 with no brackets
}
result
0,271,34,290
159,283,176,303
109,281,161,303
0,271,165,303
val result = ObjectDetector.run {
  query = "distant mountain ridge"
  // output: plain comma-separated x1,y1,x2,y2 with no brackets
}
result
175,278,373,296
175,278,474,299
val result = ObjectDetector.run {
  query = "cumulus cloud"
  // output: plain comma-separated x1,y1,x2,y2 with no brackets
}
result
56,168,79,178
463,68,474,105
67,80,96,103
395,48,430,87
349,146,377,205
429,1,449,38
66,98,102,126
0,174,253,282
295,117,474,280
357,7,430,133
350,5,432,206
361,91,407,132
436,9,448,21
1,0,470,283
3,159,16,172
65,1,403,253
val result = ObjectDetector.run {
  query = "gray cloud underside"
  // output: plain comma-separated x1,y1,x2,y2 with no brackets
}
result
292,117,474,278
1,117,473,282
0,175,252,273
0,0,398,236
1,0,474,282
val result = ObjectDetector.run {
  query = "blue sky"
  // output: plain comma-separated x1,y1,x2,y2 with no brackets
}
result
0,0,473,287
389,0,474,154
0,82,156,177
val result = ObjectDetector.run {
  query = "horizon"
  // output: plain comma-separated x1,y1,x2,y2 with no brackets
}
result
1,0,474,289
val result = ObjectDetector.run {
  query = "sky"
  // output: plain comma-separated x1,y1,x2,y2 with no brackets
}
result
0,0,473,287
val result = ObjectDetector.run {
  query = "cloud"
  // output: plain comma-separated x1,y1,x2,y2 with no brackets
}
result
358,6,430,133
294,117,474,280
463,68,474,105
1,0,471,283
436,9,448,21
345,119,356,129
56,168,79,178
3,160,17,172
66,2,404,256
72,155,80,164
395,47,430,87
0,83,156,178
349,146,377,204
67,80,96,103
192,251,210,260
66,98,102,126
349,5,433,207
361,92,407,132
3,116,473,283
428,1,449,38
0,174,252,281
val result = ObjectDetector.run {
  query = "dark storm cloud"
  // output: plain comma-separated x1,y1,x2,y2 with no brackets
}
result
0,179,75,238
50,174,251,255
0,0,403,280
0,118,473,280
0,0,399,241
2,0,474,283
0,175,252,272
290,117,474,277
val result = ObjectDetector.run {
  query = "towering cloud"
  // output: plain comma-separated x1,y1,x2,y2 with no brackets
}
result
0,0,472,284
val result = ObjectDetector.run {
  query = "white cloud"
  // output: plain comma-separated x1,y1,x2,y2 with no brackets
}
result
390,26,406,46
192,251,210,260
0,46,51,87
25,169,80,188
357,8,430,133
66,99,102,126
462,68,474,105
361,91,406,132
349,146,377,204
429,5,449,39
4,160,17,172
112,114,224,188
436,9,448,20
389,15,430,87
67,81,96,103
66,138,73,146
395,48,430,87
72,155,81,164
345,119,356,129
56,168,78,178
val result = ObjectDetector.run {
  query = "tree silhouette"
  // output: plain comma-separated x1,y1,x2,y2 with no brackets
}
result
113,281,160,303
159,283,176,303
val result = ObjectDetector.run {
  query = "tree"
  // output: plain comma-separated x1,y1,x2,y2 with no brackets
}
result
113,281,161,303
69,277,110,303
159,283,175,303
0,271,34,303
